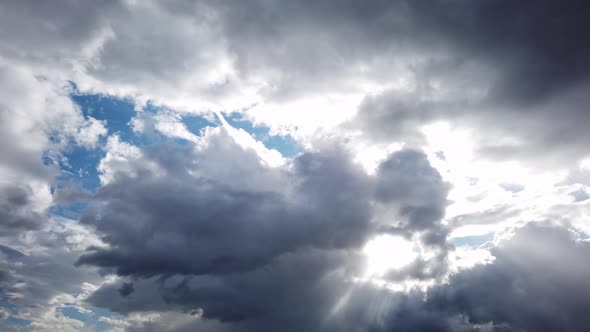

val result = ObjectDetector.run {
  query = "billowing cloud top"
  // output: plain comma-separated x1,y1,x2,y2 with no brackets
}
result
1,1,590,331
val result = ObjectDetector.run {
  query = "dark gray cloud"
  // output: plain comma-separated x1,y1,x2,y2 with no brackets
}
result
352,81,590,166
410,0,590,103
78,133,450,279
375,149,453,282
88,249,374,331
77,138,375,277
339,0,590,165
349,90,456,146
89,223,590,332
0,269,15,293
2,0,588,112
118,282,135,297
212,0,590,106
424,224,590,332
0,185,44,236
376,149,450,232
206,0,414,100
77,130,454,330
322,224,590,332
0,0,120,64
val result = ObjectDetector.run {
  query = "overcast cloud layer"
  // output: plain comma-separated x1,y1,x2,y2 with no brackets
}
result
1,1,590,331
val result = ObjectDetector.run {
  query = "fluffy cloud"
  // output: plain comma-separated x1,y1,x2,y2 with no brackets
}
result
425,224,590,332
86,222,590,332
0,63,106,236
77,129,449,278
72,128,456,330
2,0,589,165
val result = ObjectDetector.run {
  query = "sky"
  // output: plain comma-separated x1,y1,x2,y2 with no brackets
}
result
0,1,590,331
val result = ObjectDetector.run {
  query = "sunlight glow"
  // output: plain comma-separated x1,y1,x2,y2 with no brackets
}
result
362,235,417,278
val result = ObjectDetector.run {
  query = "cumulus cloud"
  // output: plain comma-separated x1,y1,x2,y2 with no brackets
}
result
86,223,590,332
0,63,106,236
71,128,457,330
78,129,449,278
425,224,590,332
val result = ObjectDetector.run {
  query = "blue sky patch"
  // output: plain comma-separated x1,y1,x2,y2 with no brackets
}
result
226,112,301,157
452,233,494,247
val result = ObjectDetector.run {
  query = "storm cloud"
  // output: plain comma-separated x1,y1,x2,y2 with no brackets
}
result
77,129,449,279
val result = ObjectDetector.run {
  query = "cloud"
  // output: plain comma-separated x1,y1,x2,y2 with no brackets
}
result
425,224,590,332
0,185,45,236
0,1,589,331
1,0,588,166
375,149,450,232
374,149,453,282
0,1,118,64
341,0,590,165
77,132,375,277
118,282,135,297
0,217,106,331
87,223,590,332
0,307,9,320
76,129,455,330
213,0,590,165
0,62,106,236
